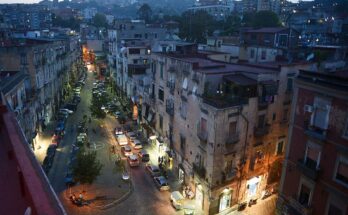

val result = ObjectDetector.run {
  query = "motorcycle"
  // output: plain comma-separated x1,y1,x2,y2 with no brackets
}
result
248,198,257,207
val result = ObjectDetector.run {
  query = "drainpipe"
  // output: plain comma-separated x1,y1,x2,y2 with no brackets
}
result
236,107,249,205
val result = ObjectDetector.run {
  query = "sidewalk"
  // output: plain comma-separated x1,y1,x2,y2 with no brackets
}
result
34,121,56,164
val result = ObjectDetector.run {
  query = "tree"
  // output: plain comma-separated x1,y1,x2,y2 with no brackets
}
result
90,93,108,119
179,11,216,43
52,15,81,30
222,15,242,35
92,13,108,28
137,3,152,23
253,11,280,28
73,150,103,185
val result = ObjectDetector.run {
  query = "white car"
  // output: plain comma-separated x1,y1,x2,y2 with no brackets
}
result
127,154,140,167
59,108,73,114
117,134,128,146
121,145,132,156
131,139,143,150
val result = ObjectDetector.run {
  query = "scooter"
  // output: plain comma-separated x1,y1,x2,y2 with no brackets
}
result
248,198,257,207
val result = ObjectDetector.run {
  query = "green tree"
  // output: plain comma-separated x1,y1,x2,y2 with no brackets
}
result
242,11,280,28
90,93,108,118
92,13,108,28
73,150,103,185
137,3,152,23
222,15,242,35
179,11,216,43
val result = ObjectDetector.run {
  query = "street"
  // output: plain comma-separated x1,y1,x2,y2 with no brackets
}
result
47,64,180,215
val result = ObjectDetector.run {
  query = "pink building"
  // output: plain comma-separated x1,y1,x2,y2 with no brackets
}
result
278,70,348,215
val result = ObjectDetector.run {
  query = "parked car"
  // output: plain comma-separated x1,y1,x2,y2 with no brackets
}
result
46,144,57,159
127,154,140,167
131,139,143,150
65,103,77,111
117,134,128,146
114,127,123,135
58,111,69,119
153,176,170,191
121,145,132,156
113,111,121,118
60,108,73,114
138,150,150,162
126,132,137,142
146,164,161,177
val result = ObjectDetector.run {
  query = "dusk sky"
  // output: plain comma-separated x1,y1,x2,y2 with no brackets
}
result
0,0,313,4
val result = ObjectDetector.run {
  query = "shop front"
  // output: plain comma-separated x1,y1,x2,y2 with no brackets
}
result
247,176,262,199
219,188,232,212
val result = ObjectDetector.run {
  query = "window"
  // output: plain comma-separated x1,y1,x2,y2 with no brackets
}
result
129,48,140,54
250,49,255,58
200,118,207,133
160,63,164,79
276,141,284,155
304,143,321,169
229,122,237,136
258,114,266,128
272,113,276,121
180,102,187,119
334,156,348,186
158,89,164,101
180,135,186,151
311,96,331,130
328,204,343,215
278,34,288,47
298,184,311,206
286,76,294,92
343,117,348,139
261,50,266,60
182,78,188,90
159,114,163,130
283,109,289,121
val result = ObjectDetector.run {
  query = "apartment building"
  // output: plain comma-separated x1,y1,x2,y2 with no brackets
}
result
140,45,313,214
0,36,81,150
239,27,299,63
278,70,348,215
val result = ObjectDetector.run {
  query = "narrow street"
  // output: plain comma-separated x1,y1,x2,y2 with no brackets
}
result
47,64,180,215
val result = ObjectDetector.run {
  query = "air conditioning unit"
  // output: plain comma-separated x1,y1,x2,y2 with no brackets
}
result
304,105,313,113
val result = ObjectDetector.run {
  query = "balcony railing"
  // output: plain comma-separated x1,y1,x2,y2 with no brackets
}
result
296,159,320,181
225,132,239,145
192,163,206,179
254,125,270,137
203,95,248,109
304,124,327,141
287,196,313,215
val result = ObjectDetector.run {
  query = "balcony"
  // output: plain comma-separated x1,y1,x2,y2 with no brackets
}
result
203,95,248,109
254,125,270,137
286,196,313,215
166,81,175,95
225,132,239,145
166,104,174,116
304,125,327,141
192,163,206,179
296,159,320,180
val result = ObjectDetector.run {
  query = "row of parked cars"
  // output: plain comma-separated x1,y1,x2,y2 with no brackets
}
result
114,126,171,191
